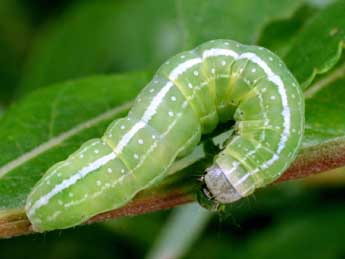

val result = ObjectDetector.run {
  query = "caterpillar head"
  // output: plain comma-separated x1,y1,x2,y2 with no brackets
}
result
197,165,242,211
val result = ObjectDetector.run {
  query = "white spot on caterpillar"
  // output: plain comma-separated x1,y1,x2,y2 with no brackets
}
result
58,200,63,205
168,111,174,117
211,68,216,74
28,42,300,226
252,68,256,73
152,135,156,139
121,169,125,174
96,180,102,186
269,57,273,61
107,168,112,173
149,88,155,93
181,55,186,59
120,125,126,130
194,71,199,76
94,149,99,154
28,152,117,216
170,58,201,80
115,122,146,153
138,139,144,144
270,95,276,100
79,154,84,158
171,96,177,101
221,60,226,66
68,193,74,197
188,83,193,89
134,154,139,160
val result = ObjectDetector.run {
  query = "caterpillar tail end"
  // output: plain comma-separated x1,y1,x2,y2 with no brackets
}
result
25,201,43,233
197,165,242,211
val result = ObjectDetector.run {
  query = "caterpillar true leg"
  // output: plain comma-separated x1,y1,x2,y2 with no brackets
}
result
25,39,304,231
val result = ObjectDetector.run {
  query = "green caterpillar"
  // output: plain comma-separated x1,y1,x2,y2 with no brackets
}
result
26,39,304,232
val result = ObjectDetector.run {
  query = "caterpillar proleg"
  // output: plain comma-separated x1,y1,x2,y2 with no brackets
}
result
25,39,304,231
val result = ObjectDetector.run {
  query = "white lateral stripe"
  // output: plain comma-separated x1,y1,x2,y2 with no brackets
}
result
142,82,174,122
59,84,203,212
238,53,291,172
203,48,238,59
30,46,292,216
169,58,202,80
30,59,194,214
115,121,146,153
28,152,116,215
62,126,202,211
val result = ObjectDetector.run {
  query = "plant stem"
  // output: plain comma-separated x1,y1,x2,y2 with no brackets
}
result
1,137,345,238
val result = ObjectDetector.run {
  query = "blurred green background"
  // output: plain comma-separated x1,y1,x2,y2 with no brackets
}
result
0,0,344,258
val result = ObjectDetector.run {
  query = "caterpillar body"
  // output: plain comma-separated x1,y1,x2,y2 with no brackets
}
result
26,39,304,232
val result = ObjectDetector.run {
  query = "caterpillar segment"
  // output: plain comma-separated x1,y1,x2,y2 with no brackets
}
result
25,39,304,231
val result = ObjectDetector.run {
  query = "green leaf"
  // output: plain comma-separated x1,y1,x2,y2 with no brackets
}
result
0,72,150,209
257,4,317,57
19,0,303,95
284,0,345,88
303,64,345,146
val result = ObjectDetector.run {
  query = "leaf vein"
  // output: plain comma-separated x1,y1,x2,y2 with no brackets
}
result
0,102,133,178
